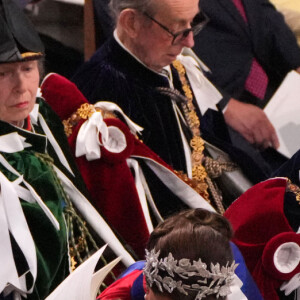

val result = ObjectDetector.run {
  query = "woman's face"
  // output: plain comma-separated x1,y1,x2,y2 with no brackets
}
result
0,60,39,126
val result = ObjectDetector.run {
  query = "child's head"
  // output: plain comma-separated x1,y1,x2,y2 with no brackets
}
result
144,208,236,300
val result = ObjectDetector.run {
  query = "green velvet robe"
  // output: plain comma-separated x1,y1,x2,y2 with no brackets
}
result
0,98,84,300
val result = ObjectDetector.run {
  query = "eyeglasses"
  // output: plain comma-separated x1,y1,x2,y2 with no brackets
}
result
143,11,209,45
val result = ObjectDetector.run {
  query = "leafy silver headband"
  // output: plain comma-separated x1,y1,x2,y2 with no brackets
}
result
143,249,238,300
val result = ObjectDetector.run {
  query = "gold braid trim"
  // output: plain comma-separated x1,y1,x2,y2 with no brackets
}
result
205,176,225,215
174,170,210,199
286,179,300,204
63,103,116,137
204,156,238,179
172,60,228,213
34,152,117,288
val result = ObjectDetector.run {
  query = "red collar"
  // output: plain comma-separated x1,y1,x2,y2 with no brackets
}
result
26,116,31,131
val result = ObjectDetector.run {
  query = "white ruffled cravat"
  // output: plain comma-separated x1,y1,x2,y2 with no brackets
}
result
177,51,222,116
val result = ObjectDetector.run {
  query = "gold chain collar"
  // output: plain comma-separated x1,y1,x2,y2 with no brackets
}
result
172,60,209,201
286,179,300,204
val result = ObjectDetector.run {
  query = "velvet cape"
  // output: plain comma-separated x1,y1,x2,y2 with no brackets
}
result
72,38,290,189
41,73,215,260
0,98,86,300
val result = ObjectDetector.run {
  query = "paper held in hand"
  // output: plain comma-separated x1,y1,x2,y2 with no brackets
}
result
45,245,121,300
264,70,300,158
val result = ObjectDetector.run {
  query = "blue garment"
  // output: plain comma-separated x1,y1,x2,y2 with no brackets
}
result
230,242,264,300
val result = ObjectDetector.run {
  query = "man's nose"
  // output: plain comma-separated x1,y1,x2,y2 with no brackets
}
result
180,31,195,48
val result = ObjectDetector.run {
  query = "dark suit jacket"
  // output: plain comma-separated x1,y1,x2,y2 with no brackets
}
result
194,0,300,107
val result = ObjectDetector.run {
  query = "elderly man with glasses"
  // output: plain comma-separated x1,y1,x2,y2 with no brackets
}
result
72,0,294,209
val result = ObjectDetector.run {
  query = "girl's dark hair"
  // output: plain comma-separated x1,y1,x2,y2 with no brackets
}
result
146,208,234,300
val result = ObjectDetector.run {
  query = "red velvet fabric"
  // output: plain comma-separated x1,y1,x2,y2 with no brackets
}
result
262,232,300,280
41,73,151,258
41,73,88,121
69,118,149,258
224,178,299,300
40,73,176,259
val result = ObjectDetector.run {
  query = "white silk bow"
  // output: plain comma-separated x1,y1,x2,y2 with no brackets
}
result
75,111,127,161
93,102,143,135
0,132,31,152
75,101,144,161
177,53,222,115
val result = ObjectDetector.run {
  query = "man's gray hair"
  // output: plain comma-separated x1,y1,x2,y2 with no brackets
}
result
109,0,157,21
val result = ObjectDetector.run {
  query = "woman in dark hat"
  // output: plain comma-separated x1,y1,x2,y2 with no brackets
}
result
0,1,133,299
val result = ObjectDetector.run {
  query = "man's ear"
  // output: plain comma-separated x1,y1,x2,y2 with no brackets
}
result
118,9,140,38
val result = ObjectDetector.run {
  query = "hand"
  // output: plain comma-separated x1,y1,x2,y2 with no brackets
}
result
224,98,280,149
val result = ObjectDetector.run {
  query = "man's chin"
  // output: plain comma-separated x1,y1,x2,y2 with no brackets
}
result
168,54,179,61
151,56,179,71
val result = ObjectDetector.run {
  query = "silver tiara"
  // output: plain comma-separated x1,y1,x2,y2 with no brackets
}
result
143,249,238,300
